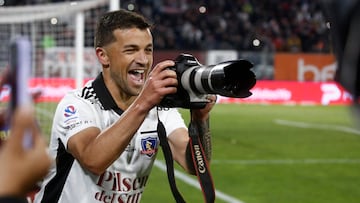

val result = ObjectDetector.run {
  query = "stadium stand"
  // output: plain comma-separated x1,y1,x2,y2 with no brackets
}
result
1,0,330,53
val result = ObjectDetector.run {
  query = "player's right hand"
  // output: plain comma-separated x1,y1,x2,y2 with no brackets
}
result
139,60,178,109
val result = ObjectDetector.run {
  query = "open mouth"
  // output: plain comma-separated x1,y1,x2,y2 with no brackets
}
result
128,69,145,83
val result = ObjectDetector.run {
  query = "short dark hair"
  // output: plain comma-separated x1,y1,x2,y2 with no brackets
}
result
94,9,152,48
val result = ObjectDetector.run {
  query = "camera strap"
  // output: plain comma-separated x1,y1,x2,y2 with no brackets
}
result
188,121,216,203
157,118,186,203
156,110,215,203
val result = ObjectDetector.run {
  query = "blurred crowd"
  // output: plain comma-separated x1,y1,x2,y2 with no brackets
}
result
2,0,330,53
135,0,330,52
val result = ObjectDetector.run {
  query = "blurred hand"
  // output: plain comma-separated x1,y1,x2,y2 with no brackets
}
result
0,106,52,197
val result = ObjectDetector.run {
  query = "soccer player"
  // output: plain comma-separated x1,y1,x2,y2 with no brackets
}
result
34,9,216,202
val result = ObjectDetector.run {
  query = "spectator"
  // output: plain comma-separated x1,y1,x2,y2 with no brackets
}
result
2,0,331,52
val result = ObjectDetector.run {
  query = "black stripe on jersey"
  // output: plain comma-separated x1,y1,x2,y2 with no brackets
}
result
40,139,74,203
81,86,96,100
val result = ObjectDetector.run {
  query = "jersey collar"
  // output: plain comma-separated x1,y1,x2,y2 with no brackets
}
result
92,73,124,115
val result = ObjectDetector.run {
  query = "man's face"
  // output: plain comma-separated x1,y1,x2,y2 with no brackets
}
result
103,28,153,97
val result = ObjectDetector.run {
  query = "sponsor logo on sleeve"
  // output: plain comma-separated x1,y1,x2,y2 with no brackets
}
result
63,105,81,130
62,104,94,131
64,105,77,117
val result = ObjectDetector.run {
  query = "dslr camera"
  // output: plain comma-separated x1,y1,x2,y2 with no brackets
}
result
159,53,256,109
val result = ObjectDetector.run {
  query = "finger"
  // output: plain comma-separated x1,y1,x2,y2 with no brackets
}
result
151,60,175,73
148,66,178,90
7,106,35,150
30,119,47,149
164,69,177,78
156,69,177,82
206,94,217,103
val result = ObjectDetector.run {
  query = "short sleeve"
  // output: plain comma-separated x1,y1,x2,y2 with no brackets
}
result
52,93,99,149
160,108,187,136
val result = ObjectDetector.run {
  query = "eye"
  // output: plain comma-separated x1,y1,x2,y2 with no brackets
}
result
145,47,153,53
124,48,136,54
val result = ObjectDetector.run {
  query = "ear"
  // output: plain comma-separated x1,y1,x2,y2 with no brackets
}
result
95,47,109,67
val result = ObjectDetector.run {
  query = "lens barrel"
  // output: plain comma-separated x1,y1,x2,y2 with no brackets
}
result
159,53,256,109
181,60,256,98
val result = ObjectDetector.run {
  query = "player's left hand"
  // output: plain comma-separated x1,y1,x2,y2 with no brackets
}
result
191,94,217,121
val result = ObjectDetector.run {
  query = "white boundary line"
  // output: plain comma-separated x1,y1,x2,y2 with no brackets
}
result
274,119,360,135
154,158,360,202
154,160,245,203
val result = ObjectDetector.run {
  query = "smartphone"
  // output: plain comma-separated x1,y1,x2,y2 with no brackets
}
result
8,35,33,148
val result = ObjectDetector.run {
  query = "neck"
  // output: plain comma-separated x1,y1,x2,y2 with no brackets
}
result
116,92,136,110
102,74,136,110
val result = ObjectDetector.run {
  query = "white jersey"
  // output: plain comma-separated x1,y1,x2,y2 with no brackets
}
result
34,74,187,203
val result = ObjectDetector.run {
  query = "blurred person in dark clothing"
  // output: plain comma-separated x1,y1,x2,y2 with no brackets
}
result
321,0,360,117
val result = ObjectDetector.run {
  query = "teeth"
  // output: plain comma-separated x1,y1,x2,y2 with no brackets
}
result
130,70,144,74
129,69,145,82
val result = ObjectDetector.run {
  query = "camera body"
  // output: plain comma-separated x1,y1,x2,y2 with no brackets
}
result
159,53,256,109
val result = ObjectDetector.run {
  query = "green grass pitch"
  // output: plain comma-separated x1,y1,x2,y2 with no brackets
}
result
35,103,360,203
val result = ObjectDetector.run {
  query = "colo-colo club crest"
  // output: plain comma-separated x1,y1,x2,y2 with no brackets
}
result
140,137,158,157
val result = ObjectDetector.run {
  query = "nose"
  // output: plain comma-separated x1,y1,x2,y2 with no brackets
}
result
135,51,149,65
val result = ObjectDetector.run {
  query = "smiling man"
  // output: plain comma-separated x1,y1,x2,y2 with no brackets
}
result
34,9,216,203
